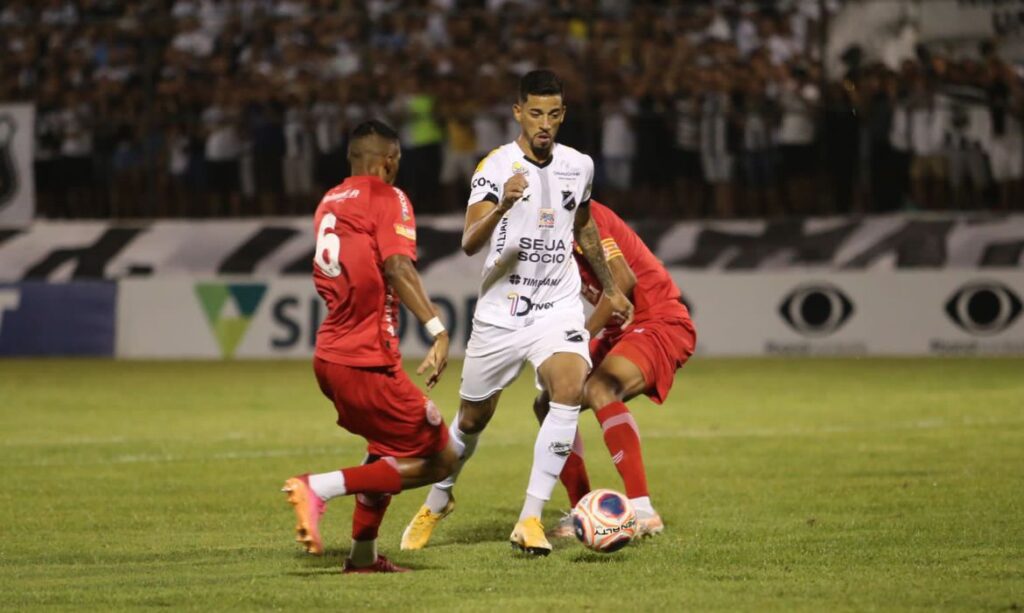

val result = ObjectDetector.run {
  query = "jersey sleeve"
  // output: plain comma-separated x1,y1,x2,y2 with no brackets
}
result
580,154,594,207
468,149,502,206
375,186,418,262
590,203,624,262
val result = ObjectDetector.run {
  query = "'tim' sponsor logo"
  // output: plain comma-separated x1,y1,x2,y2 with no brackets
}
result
195,283,268,358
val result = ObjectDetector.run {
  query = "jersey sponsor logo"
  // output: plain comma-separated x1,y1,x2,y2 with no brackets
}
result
495,216,508,255
538,208,555,229
322,188,360,203
506,292,554,317
554,168,581,179
564,329,585,342
472,176,499,196
508,274,560,288
424,398,442,426
393,187,411,220
394,223,416,240
195,282,268,358
945,282,1022,335
517,237,568,264
561,190,577,211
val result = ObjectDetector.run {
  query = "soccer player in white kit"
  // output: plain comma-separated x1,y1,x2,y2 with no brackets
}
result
401,70,634,556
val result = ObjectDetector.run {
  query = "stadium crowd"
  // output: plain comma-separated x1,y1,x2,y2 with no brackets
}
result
1,0,1022,219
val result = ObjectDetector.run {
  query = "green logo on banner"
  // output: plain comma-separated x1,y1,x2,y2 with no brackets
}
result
194,283,268,358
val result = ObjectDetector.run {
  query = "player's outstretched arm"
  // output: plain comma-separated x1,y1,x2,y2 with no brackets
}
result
586,255,637,337
461,174,527,255
574,206,634,328
383,254,449,388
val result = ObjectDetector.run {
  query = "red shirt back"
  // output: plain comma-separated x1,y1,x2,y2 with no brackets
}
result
575,201,690,327
312,175,418,368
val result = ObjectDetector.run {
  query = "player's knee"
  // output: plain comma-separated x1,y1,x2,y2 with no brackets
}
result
549,377,585,406
584,372,621,409
457,402,493,435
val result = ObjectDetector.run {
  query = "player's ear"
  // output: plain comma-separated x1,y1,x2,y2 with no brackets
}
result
513,102,522,123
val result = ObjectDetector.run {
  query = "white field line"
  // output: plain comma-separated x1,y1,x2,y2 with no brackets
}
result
1,416,1021,468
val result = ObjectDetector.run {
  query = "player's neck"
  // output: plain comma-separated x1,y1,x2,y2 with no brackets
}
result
514,134,553,165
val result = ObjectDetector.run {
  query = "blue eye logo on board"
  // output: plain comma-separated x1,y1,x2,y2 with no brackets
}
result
945,282,1022,336
779,284,854,337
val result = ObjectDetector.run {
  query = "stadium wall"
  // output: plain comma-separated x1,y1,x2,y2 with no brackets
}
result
0,215,1022,358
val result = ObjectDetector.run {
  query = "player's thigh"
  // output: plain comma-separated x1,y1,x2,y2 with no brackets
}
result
528,315,592,405
536,352,590,405
459,321,526,403
322,363,449,459
585,355,649,409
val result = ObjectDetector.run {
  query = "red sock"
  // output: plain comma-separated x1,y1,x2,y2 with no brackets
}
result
559,431,591,507
595,401,649,499
352,494,392,541
341,457,402,495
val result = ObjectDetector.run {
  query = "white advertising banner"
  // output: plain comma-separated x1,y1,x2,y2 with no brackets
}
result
0,104,35,227
117,271,1024,359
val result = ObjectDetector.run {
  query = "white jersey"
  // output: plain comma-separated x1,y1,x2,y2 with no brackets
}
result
468,141,594,330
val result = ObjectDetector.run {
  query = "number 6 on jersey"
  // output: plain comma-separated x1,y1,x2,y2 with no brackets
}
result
315,213,342,277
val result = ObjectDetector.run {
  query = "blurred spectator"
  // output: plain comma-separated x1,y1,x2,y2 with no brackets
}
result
5,0,1022,220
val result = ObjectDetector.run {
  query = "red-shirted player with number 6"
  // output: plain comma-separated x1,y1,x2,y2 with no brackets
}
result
535,200,697,537
281,120,458,574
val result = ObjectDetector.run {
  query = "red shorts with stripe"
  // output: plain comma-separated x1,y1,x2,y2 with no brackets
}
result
590,316,696,405
313,357,449,458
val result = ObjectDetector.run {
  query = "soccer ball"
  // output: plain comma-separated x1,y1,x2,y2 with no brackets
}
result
571,489,637,553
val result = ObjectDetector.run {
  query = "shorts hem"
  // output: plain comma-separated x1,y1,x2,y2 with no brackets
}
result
459,387,505,402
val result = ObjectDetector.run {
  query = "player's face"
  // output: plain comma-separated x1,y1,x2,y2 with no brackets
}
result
514,94,565,156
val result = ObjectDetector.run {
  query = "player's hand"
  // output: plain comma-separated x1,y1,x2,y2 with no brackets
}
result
417,331,449,389
605,290,634,329
500,174,528,211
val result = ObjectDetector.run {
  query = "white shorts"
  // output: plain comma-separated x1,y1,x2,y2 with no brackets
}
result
459,314,592,402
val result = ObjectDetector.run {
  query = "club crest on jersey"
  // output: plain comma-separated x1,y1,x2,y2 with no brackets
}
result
561,190,577,211
512,161,528,175
538,208,555,229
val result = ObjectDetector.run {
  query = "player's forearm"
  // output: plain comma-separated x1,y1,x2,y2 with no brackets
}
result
575,218,619,296
462,204,506,255
383,255,440,326
586,298,615,338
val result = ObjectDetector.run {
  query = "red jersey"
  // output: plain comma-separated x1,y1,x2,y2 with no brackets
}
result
312,175,418,368
574,201,690,329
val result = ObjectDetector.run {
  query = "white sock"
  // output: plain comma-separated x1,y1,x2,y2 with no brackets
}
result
520,402,579,521
426,422,480,513
308,471,346,501
630,496,655,515
348,539,377,567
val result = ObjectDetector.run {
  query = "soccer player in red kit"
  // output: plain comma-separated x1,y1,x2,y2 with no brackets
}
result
534,200,696,537
281,120,458,574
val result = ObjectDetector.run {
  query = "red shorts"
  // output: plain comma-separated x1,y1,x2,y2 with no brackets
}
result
313,357,449,458
590,316,696,405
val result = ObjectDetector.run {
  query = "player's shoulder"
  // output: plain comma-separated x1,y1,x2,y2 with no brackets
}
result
474,143,516,174
553,143,594,168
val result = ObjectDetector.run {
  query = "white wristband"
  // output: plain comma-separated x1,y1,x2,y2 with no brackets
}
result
424,316,446,338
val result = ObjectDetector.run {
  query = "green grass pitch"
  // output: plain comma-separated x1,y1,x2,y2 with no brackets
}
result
1,358,1022,611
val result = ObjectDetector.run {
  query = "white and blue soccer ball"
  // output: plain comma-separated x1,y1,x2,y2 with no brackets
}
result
572,488,637,553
